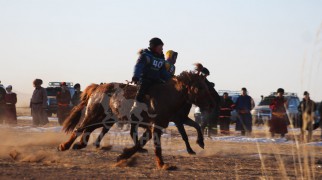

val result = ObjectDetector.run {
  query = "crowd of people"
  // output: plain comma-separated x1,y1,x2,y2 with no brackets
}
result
0,83,17,125
1,37,322,142
0,80,82,126
196,87,322,142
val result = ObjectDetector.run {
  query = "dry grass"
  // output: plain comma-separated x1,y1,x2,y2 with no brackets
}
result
0,119,322,179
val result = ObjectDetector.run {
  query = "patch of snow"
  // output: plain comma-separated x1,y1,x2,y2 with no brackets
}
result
211,136,293,144
307,142,322,146
0,125,62,133
18,116,58,121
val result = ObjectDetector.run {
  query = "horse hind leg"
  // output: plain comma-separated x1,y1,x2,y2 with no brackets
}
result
58,129,83,151
94,119,116,148
72,124,104,150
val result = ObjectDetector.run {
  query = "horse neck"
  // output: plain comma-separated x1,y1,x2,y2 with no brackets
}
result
149,79,189,112
165,79,190,109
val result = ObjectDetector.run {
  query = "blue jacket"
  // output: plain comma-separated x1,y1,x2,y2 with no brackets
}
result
133,49,171,81
235,95,252,111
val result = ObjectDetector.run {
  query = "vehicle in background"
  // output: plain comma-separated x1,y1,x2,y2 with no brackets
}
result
46,82,75,117
251,92,300,126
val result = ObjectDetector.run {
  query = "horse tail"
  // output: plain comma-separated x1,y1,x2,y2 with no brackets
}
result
63,83,100,133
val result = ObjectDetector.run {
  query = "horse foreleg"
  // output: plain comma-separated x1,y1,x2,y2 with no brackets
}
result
130,115,139,146
183,117,205,149
58,130,82,151
153,126,176,170
137,127,152,153
116,116,140,161
175,122,196,155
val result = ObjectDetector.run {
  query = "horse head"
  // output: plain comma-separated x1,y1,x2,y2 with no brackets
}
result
176,71,215,110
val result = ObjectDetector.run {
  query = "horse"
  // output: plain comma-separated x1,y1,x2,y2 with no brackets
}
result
59,85,205,155
59,71,214,169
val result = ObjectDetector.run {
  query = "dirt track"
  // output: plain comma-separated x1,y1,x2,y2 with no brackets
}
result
1,118,322,179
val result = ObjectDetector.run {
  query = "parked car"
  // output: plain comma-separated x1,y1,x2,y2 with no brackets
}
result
251,92,300,126
46,82,75,117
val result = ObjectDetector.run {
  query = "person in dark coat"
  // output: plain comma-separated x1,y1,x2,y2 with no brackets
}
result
219,92,234,134
56,82,71,125
30,79,49,126
4,85,17,124
71,83,82,106
199,67,221,136
0,82,7,124
235,87,254,136
130,37,171,114
269,88,288,138
298,91,316,142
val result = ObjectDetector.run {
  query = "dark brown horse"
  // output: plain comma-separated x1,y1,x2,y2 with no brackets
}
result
59,71,214,169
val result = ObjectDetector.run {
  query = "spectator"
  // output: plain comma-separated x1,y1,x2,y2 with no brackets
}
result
56,82,71,125
4,85,17,124
0,82,6,124
30,79,48,126
219,92,234,135
299,91,316,142
71,83,82,106
199,67,221,136
269,88,288,138
235,87,254,136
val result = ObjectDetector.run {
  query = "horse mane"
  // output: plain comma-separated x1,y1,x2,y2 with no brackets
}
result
175,71,198,87
174,63,204,88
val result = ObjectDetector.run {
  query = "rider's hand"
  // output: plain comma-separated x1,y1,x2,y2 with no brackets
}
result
132,77,139,84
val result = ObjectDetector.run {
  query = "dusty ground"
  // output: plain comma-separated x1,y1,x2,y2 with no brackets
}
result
0,108,322,179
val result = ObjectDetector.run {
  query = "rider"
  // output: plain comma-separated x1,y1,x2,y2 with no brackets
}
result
130,37,171,113
164,50,178,76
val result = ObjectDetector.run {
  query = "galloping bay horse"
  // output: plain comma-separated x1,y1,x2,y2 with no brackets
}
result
59,70,214,169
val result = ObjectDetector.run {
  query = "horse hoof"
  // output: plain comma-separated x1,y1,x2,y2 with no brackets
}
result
72,143,86,150
159,164,177,170
57,144,67,151
196,139,205,149
117,155,125,162
138,148,148,153
187,150,196,155
94,143,100,149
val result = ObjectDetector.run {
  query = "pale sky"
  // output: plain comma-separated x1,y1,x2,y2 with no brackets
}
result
0,0,322,106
